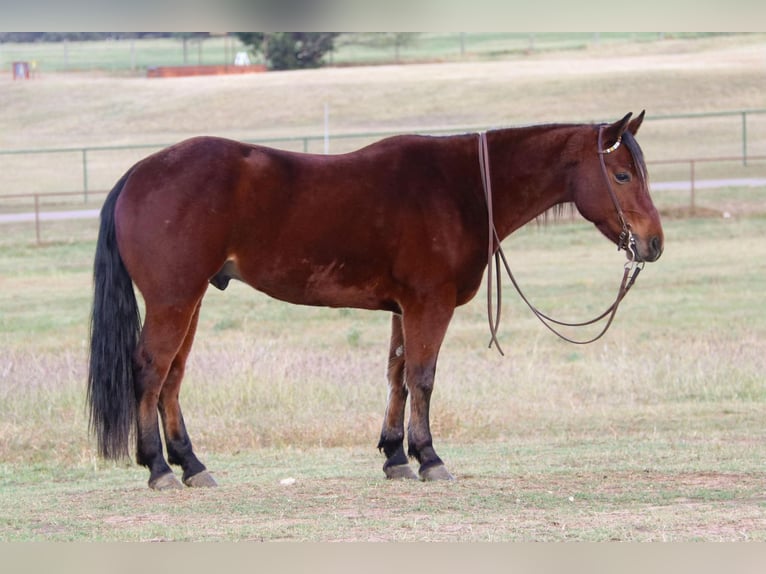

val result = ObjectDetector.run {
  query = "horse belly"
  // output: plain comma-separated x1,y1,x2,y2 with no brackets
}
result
246,258,394,311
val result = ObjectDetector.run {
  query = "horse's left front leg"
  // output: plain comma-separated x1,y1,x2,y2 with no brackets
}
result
401,297,456,481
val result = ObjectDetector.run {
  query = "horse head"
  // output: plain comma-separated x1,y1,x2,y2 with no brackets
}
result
571,111,664,263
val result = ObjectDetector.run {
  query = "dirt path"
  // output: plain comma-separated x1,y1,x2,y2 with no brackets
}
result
0,208,99,223
650,177,766,191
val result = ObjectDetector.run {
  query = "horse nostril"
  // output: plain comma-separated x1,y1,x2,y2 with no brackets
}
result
650,235,663,259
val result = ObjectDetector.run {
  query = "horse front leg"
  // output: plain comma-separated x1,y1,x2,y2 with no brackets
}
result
378,314,418,480
402,297,456,481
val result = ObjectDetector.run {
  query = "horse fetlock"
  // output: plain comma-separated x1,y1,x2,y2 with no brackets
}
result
378,433,405,455
406,436,436,462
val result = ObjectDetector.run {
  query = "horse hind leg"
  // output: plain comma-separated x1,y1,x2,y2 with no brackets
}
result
134,299,203,490
158,302,217,488
377,314,418,480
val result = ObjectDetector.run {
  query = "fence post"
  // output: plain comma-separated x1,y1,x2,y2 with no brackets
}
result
689,159,696,215
34,194,41,245
82,148,89,202
741,111,748,167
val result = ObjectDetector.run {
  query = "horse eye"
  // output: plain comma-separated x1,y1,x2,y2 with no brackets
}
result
615,172,631,184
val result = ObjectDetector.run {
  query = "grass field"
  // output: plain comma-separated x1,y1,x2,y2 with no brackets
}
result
1,33,765,541
1,213,765,541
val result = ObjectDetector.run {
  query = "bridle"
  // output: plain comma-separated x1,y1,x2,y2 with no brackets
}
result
478,127,645,352
597,126,638,260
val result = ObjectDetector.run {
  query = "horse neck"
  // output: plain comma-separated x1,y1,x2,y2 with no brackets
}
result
485,124,577,240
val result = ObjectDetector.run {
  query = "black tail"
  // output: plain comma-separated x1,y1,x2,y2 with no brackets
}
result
87,169,141,460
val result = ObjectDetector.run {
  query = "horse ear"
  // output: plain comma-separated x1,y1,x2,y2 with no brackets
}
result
602,112,632,149
628,110,645,135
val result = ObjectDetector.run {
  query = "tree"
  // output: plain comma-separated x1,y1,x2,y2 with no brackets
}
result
235,33,339,70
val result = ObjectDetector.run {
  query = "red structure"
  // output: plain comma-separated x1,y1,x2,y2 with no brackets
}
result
146,65,266,78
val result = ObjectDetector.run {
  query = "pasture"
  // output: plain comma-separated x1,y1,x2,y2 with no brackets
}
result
1,215,765,541
1,34,765,541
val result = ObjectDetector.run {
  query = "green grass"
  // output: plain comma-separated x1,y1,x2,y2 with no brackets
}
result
0,36,252,72
2,440,765,541
1,215,766,540
331,33,681,64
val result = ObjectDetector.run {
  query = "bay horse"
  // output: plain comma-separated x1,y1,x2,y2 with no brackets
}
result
88,112,663,489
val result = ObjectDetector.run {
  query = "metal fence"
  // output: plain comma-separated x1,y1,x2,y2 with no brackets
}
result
2,109,764,196
1,109,765,244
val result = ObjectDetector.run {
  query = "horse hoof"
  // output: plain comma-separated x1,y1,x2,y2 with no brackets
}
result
184,470,218,488
384,463,419,480
149,472,184,491
419,464,455,482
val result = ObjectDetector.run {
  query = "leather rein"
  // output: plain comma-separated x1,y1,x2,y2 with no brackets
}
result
478,127,644,354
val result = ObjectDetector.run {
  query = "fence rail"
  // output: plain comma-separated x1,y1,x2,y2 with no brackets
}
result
649,109,760,166
652,155,766,214
2,109,765,244
1,109,764,201
3,156,764,246
0,190,105,244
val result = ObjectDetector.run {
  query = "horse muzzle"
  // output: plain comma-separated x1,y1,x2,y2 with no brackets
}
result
630,233,663,263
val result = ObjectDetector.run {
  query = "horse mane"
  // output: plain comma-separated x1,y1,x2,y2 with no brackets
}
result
622,130,648,187
536,202,576,226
